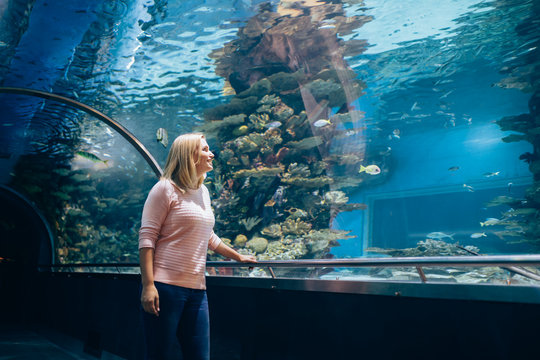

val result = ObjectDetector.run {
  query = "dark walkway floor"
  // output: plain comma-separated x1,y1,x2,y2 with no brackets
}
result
0,324,124,360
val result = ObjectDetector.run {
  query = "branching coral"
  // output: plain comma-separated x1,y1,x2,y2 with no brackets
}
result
233,166,284,178
257,238,307,260
285,162,311,178
282,218,312,235
249,113,270,130
239,216,262,231
281,176,333,187
303,229,355,243
324,191,349,205
261,224,283,238
235,136,260,153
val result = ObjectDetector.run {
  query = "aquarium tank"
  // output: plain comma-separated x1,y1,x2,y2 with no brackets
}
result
0,0,539,283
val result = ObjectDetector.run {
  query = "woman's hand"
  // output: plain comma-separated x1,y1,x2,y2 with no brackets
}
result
214,242,257,263
141,284,160,316
238,254,257,263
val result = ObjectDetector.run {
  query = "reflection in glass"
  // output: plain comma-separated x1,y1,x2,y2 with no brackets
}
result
1,0,539,279
5,106,156,264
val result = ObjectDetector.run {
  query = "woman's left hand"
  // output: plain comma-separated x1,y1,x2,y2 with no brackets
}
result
238,254,257,263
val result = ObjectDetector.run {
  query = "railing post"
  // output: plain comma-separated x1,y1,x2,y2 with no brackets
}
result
416,266,427,283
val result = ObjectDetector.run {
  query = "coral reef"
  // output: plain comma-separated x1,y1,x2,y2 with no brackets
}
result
10,153,151,264
359,239,538,285
200,1,376,261
366,239,480,257
246,237,269,254
492,7,540,248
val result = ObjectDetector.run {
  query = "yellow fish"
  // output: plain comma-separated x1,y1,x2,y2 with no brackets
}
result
359,165,381,175
313,119,332,128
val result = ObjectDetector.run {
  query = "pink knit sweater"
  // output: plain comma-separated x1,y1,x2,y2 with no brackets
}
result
138,179,222,290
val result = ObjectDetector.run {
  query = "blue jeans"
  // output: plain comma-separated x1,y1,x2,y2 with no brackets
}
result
142,281,210,360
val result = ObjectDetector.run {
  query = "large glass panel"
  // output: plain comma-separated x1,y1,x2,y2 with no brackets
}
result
1,0,539,279
0,93,156,265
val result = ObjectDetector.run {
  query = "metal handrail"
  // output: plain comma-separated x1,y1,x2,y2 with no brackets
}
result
38,255,540,282
39,254,540,269
0,86,163,177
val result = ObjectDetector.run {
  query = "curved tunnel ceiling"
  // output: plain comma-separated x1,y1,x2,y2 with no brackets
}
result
0,87,163,177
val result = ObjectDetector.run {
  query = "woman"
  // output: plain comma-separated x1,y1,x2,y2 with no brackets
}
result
139,133,256,360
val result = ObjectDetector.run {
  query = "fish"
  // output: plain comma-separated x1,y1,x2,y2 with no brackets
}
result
486,195,517,207
411,102,419,111
345,130,360,136
507,208,537,216
156,128,168,147
480,218,501,227
392,129,400,139
264,199,276,207
448,166,460,171
440,90,454,99
463,184,475,192
313,119,332,128
75,151,108,164
471,232,487,239
270,186,285,206
264,121,282,128
483,171,500,177
358,165,381,175
493,230,522,240
475,45,485,57
426,232,454,241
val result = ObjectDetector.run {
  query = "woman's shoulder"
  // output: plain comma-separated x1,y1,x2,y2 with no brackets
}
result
150,179,175,196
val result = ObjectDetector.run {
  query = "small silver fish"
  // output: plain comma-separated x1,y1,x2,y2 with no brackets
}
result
156,128,168,147
463,184,475,192
426,232,454,241
313,119,332,128
480,218,500,227
440,90,454,99
471,232,487,239
264,121,282,128
483,171,500,177
448,166,460,171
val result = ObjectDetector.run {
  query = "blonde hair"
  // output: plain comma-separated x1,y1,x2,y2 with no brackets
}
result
162,133,205,193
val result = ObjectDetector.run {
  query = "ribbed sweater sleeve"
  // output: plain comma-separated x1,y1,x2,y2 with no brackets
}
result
139,180,171,249
208,231,221,251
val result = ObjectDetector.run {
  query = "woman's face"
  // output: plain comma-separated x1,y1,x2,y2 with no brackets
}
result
195,138,214,176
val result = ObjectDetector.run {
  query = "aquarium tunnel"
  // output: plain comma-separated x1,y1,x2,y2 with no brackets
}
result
1,0,540,359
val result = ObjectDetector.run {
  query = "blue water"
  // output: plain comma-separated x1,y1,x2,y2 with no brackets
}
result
0,0,538,264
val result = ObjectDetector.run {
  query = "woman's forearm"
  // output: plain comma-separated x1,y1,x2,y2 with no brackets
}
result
213,242,242,261
139,247,155,287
